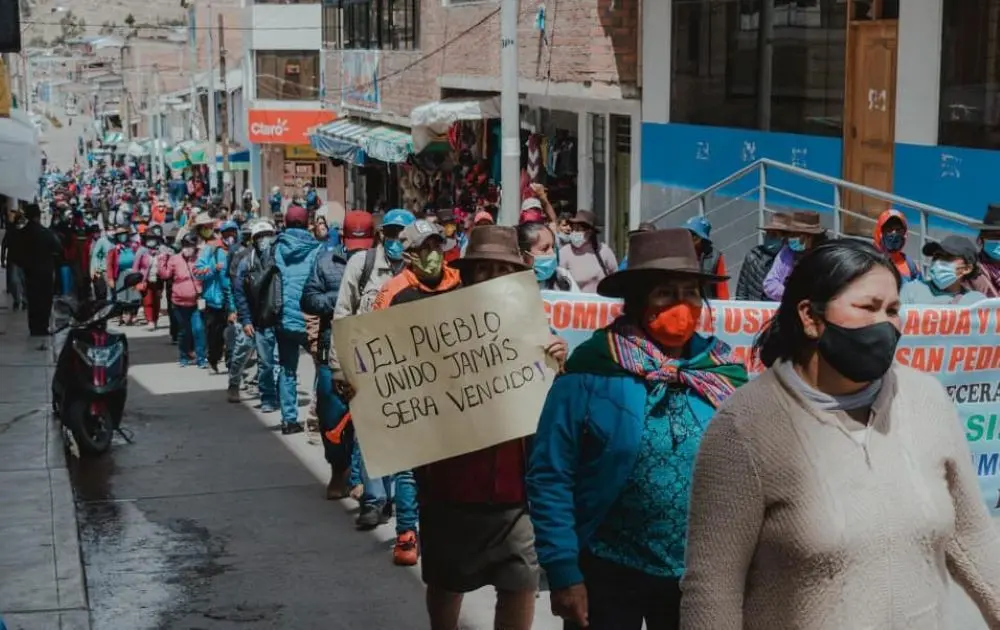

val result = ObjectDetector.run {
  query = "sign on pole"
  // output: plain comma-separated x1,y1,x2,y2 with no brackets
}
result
333,272,554,477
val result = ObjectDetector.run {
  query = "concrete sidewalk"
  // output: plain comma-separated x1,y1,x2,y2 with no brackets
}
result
0,281,90,630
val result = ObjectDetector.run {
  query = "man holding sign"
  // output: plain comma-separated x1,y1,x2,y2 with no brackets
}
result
335,223,566,630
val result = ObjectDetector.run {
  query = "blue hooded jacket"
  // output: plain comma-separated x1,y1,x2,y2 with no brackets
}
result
526,333,730,590
273,227,321,333
193,245,229,309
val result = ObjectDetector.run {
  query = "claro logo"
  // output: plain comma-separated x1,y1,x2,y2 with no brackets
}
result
251,118,289,137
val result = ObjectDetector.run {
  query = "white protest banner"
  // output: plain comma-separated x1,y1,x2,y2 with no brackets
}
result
333,271,555,477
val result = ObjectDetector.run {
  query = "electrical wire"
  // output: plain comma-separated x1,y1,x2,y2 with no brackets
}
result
32,7,501,102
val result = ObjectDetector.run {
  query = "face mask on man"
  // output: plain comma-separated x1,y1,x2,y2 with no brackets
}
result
256,236,274,252
982,240,1000,261
223,235,236,247
144,239,157,249
928,260,959,290
787,237,807,253
115,233,128,244
881,232,905,252
384,238,404,261
762,234,783,254
181,246,196,258
569,232,586,248
556,232,573,247
411,249,444,280
533,254,558,282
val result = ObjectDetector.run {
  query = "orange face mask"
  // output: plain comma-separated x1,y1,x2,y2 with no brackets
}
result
645,303,702,348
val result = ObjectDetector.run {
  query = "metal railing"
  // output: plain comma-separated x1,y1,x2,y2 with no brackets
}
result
645,158,983,283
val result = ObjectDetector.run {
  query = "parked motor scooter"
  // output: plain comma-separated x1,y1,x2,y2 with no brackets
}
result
51,272,143,456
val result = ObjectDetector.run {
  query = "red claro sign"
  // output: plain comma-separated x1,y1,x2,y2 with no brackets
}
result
247,109,336,145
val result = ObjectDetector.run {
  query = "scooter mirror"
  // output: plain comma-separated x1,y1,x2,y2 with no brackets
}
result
122,272,144,289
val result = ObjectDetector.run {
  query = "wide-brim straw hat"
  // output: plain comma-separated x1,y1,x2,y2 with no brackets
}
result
451,225,529,271
597,228,728,298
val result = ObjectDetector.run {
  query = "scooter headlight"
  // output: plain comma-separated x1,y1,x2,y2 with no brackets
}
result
72,340,123,367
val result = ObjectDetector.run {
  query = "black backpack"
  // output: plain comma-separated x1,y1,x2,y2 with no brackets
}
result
243,247,283,329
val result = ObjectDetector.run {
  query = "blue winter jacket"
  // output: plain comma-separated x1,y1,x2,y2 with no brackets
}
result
300,249,347,319
526,333,721,591
273,227,321,333
193,245,229,309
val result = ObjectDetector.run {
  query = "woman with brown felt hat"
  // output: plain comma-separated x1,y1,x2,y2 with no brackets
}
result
528,228,748,629
559,210,618,294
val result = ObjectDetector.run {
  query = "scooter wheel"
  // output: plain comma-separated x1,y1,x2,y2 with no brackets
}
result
64,399,113,456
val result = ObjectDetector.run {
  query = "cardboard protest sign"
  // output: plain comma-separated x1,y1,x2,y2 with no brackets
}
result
334,271,555,477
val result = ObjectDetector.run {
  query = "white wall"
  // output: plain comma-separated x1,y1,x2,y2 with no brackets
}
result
250,4,323,51
641,0,671,124
895,0,943,146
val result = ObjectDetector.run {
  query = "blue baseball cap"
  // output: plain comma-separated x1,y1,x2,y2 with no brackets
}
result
383,208,415,228
219,220,239,233
683,216,712,242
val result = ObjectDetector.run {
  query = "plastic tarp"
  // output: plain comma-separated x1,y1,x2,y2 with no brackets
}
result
361,126,414,164
410,97,501,152
0,109,43,201
310,119,372,165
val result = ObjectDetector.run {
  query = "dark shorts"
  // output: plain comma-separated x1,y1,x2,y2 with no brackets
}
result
419,503,540,594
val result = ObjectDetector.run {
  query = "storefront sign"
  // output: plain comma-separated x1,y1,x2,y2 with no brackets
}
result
341,50,381,113
285,144,319,160
542,292,1000,516
247,109,336,145
333,272,554,477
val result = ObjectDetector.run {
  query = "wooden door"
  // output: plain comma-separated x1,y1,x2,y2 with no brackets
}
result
842,20,898,235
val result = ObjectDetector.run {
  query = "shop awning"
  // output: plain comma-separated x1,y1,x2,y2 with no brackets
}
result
0,109,42,201
102,131,125,146
310,119,373,165
361,126,414,164
410,97,501,152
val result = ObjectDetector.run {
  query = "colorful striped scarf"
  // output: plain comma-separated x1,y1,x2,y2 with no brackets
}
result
565,316,748,409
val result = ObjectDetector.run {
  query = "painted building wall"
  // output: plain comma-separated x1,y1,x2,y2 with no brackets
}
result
640,0,1000,233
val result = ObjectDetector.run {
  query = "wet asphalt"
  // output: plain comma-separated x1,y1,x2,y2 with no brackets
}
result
67,331,429,629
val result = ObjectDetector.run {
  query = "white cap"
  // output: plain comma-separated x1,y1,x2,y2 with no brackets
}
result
250,219,276,238
521,197,543,211
271,186,280,194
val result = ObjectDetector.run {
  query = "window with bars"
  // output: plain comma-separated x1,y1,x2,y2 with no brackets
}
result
671,0,846,136
939,0,1000,149
325,0,419,50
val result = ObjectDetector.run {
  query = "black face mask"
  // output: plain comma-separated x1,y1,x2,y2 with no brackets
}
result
818,320,901,383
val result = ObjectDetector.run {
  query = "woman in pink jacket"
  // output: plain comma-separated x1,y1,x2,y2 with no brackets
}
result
158,233,207,367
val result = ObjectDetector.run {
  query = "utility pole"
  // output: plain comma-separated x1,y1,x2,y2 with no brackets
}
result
121,38,131,142
206,4,218,194
219,12,230,200
498,0,520,226
148,64,159,181
187,2,198,140
23,52,32,113
756,0,774,131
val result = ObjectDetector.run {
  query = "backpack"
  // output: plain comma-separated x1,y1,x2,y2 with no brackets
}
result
350,247,378,314
243,247,283,328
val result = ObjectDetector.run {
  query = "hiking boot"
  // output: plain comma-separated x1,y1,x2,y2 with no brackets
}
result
306,417,320,432
393,530,419,566
280,422,304,436
356,503,389,530
226,386,240,403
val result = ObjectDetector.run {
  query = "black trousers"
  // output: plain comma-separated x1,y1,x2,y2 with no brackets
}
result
92,276,108,301
24,269,54,336
166,282,178,340
565,554,682,630
202,307,227,367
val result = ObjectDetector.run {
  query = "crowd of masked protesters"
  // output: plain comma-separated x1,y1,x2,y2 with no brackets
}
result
4,160,1000,629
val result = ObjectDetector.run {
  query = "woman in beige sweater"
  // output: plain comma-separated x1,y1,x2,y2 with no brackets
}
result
681,240,1000,630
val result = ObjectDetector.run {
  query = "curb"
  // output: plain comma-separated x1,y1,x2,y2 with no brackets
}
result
46,414,90,621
